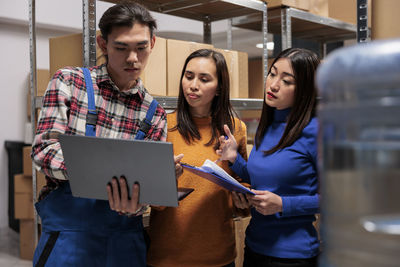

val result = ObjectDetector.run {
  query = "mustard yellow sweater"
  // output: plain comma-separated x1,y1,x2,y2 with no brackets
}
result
147,112,248,267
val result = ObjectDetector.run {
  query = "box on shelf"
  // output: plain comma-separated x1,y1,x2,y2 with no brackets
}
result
14,190,33,219
166,39,214,96
14,172,47,219
140,36,167,96
35,69,51,97
19,219,35,260
237,51,249,98
248,57,276,99
49,32,167,96
308,0,328,18
371,0,400,40
215,48,249,98
328,0,371,27
14,172,46,195
14,174,33,194
23,146,32,176
264,0,309,11
49,32,85,76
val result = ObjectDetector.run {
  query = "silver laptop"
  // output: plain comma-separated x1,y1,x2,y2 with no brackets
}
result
59,134,179,207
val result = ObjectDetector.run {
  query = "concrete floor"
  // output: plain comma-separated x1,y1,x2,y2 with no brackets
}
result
0,227,32,267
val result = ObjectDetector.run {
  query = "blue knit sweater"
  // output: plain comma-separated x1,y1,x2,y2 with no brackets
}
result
231,108,320,259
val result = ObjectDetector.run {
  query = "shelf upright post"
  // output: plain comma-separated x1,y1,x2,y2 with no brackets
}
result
28,0,39,246
227,19,233,50
321,43,328,58
203,15,212,44
281,7,292,50
357,0,369,43
262,1,268,89
83,0,97,67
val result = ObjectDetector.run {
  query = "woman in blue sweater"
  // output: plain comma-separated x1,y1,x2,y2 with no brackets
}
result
217,48,320,267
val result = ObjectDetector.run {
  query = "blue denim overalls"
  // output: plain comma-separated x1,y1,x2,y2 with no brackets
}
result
33,68,158,267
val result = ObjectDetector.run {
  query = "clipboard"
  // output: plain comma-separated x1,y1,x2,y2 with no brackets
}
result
59,134,182,207
181,160,254,195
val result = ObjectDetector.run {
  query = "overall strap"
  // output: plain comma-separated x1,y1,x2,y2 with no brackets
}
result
135,99,158,140
82,68,97,137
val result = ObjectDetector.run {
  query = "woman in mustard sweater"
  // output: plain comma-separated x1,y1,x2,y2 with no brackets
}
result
147,49,248,267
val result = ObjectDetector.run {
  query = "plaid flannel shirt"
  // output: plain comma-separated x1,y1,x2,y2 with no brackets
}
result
32,65,167,200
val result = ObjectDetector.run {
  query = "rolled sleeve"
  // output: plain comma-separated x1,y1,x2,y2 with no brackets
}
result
279,194,320,217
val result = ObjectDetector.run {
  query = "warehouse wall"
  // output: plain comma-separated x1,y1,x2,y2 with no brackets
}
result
0,0,228,228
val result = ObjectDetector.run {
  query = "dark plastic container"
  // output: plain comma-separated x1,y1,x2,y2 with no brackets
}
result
5,141,27,232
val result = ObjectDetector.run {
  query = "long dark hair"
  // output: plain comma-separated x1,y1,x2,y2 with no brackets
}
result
98,1,157,41
171,49,237,149
255,48,320,155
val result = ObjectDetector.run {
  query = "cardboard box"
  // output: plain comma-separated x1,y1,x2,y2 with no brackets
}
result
23,146,32,176
49,32,166,95
14,171,46,199
309,0,329,18
328,0,371,27
19,219,35,260
248,57,276,99
371,0,400,40
140,36,167,96
236,51,249,98
49,32,85,76
215,48,249,98
248,58,264,99
35,69,51,97
14,192,34,219
264,0,309,11
166,39,214,96
14,172,47,219
15,172,46,196
14,174,33,194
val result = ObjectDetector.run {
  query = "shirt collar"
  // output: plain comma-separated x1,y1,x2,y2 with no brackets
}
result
96,64,145,98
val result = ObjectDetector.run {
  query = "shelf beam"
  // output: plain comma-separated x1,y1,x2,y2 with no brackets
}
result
221,0,264,11
36,96,263,110
231,7,357,43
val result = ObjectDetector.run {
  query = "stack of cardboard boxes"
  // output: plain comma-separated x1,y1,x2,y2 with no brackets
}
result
14,146,46,260
48,33,249,98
